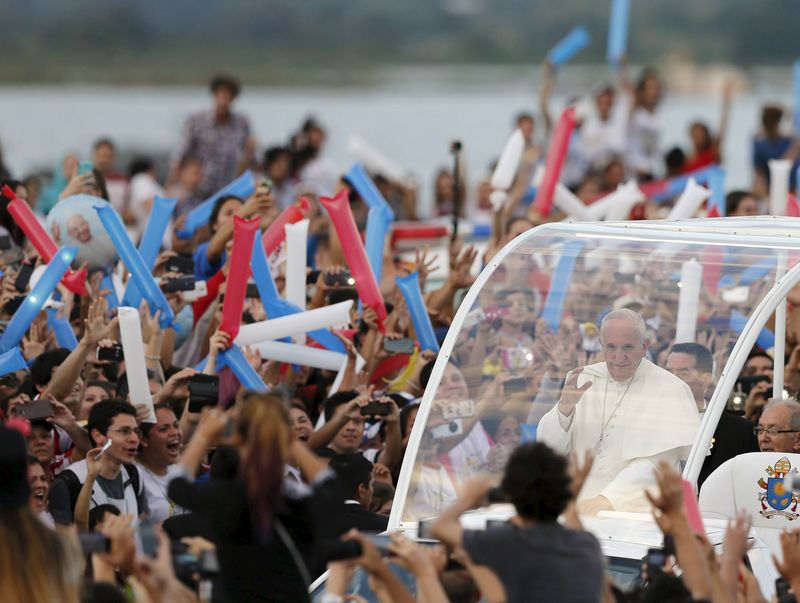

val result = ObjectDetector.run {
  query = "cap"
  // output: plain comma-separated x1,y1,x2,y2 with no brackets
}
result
0,424,31,513
613,294,645,311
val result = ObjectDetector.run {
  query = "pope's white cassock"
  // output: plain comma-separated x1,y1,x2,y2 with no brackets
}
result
537,358,699,511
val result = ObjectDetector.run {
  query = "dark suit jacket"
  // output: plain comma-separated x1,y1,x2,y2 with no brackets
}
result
336,502,389,534
698,411,759,488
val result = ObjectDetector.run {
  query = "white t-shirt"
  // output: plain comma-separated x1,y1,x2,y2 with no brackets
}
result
135,463,185,523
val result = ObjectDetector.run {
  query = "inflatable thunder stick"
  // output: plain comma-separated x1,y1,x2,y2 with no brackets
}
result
547,26,591,67
320,189,387,322
674,259,702,344
118,306,156,423
218,216,259,342
540,240,584,332
0,347,29,378
122,195,177,308
0,246,77,353
489,129,526,210
607,0,631,67
396,272,440,353
262,197,310,257
346,163,396,215
3,186,87,295
235,301,353,347
284,219,309,311
364,204,394,286
218,345,268,392
177,171,255,240
533,107,577,217
95,205,174,329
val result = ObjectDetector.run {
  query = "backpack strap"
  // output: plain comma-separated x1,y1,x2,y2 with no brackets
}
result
122,463,141,495
57,469,83,514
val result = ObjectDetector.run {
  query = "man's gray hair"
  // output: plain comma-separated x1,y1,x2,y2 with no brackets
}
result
763,398,800,432
600,309,647,342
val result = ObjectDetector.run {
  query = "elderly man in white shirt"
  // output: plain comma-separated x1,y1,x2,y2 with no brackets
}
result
537,309,699,514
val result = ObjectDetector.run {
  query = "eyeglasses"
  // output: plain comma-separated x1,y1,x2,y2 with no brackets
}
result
753,426,799,436
108,427,141,437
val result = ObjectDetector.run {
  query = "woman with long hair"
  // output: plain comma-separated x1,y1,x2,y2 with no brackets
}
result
0,424,81,603
168,391,337,603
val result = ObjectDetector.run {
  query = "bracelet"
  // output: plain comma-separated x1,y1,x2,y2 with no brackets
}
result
145,355,162,361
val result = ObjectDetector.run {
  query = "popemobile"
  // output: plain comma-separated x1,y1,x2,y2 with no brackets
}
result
311,213,800,599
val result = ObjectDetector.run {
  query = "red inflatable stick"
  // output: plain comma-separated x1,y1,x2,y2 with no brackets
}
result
219,216,259,342
262,196,310,257
533,107,577,217
320,189,387,323
2,186,88,295
788,193,800,218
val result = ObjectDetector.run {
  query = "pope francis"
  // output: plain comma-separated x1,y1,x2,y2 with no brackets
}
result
537,309,699,514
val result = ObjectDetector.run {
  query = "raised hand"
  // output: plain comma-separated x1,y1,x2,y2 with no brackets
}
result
83,296,118,347
557,368,592,416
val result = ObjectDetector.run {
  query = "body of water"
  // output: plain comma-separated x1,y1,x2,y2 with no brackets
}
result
0,69,792,216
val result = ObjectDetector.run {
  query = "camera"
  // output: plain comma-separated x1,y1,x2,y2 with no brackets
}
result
431,419,463,439
97,344,124,362
360,401,391,417
161,275,196,293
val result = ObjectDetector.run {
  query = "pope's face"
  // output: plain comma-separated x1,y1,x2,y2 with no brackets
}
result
601,319,648,382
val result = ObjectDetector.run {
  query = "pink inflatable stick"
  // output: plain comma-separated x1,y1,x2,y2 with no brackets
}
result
219,216,259,342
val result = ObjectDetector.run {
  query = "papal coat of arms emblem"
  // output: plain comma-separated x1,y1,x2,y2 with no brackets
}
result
758,456,800,520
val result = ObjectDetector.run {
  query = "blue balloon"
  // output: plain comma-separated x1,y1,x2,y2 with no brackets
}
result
101,274,119,311
365,204,394,287
219,345,268,392
177,171,255,240
0,346,29,377
46,307,78,351
396,272,440,353
123,196,177,308
730,309,775,351
0,246,76,353
541,240,584,332
250,233,345,352
95,205,175,328
607,0,630,66
345,163,395,217
547,26,591,67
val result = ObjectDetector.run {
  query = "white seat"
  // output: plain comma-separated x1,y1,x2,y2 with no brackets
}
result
699,452,800,558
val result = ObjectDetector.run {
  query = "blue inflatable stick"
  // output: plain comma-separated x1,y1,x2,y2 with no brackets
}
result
365,204,394,287
548,26,591,67
0,246,76,353
540,240,584,332
0,346,29,377
95,205,174,329
177,171,255,240
396,272,440,353
123,195,177,307
47,307,78,351
607,0,631,67
706,166,726,216
345,163,395,217
729,309,775,351
219,345,268,392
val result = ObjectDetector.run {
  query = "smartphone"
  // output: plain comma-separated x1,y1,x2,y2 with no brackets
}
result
245,283,260,298
77,161,94,176
138,520,158,557
78,532,111,554
97,344,124,362
776,578,790,599
0,235,11,251
324,271,355,287
161,276,196,293
641,548,665,581
259,178,273,192
384,337,415,355
165,255,194,275
16,399,54,421
3,295,24,314
188,374,220,413
14,263,33,293
503,377,528,395
306,270,321,285
360,401,391,417
364,532,393,555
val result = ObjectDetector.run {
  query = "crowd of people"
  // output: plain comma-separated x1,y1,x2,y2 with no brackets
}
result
0,57,799,603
